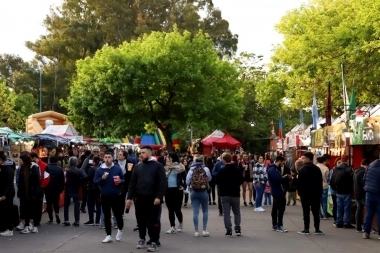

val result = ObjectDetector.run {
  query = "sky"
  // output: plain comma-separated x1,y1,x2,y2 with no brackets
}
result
0,0,307,62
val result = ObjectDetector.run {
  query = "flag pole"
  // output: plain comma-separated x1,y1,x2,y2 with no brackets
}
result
341,59,349,120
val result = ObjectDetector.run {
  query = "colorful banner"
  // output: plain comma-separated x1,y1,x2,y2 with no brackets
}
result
362,117,380,145
315,129,324,147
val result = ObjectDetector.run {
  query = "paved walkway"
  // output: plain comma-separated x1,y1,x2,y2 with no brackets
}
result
0,199,379,253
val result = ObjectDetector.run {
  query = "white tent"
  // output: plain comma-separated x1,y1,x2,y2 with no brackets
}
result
41,125,78,137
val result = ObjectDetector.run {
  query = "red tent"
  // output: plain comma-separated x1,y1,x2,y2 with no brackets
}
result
201,130,224,146
212,133,241,148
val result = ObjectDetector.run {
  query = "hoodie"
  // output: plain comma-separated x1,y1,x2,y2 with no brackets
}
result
127,158,167,201
93,163,124,197
267,163,290,197
297,162,323,198
216,163,243,197
185,162,212,190
364,160,380,194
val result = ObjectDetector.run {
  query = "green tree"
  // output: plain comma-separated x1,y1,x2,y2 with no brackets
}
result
65,29,243,150
258,0,380,112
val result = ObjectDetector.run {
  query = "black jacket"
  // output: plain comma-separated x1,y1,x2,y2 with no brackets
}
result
127,159,167,201
216,163,244,197
334,163,353,195
45,163,65,194
65,166,84,196
354,167,366,200
0,162,15,199
287,176,297,192
297,162,323,198
17,164,42,200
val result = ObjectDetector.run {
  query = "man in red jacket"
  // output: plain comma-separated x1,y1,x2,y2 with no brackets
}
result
31,152,50,227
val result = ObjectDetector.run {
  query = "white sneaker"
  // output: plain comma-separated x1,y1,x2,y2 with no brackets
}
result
194,232,199,237
116,230,123,242
177,224,183,232
30,227,38,233
166,227,176,234
254,207,265,212
29,223,35,231
20,227,31,234
0,230,13,236
202,230,210,237
258,207,266,212
102,235,113,243
16,222,24,231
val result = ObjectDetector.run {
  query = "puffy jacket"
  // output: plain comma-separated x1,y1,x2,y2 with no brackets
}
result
364,160,380,194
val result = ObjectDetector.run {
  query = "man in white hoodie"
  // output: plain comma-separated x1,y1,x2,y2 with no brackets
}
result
316,156,329,219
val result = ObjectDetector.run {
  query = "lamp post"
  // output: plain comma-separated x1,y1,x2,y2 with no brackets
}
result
187,125,193,149
343,128,351,166
39,68,43,112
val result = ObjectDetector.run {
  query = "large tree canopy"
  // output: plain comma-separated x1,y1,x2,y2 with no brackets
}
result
65,29,244,148
257,0,380,111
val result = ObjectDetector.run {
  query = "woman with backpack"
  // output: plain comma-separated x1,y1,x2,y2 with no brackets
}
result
164,153,186,234
186,154,212,237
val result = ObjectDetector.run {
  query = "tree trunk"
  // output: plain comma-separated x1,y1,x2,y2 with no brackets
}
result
160,125,173,152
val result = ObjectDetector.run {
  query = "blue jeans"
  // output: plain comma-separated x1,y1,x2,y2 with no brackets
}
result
363,192,380,234
264,193,272,205
253,183,265,208
320,189,328,217
190,190,209,231
336,194,351,225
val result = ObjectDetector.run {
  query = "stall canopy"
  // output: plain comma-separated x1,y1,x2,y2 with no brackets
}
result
212,133,241,148
201,130,225,146
41,125,78,137
32,133,70,147
0,127,33,142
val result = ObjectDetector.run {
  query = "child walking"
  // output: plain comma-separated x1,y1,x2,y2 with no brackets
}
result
263,181,271,206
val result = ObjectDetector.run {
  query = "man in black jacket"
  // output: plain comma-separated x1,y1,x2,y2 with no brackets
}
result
297,152,323,235
80,147,100,213
126,146,167,252
353,159,369,232
0,152,15,236
216,152,244,237
333,154,354,228
45,156,65,224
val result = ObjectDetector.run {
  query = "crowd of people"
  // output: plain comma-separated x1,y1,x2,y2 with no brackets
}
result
0,146,380,252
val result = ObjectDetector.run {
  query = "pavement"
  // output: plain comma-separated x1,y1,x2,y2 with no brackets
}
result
0,198,379,253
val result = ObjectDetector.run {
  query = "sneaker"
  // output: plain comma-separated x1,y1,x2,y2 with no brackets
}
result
102,235,113,243
20,227,31,234
335,224,343,228
80,208,87,213
136,239,146,249
0,230,13,236
133,225,139,232
177,224,183,232
363,233,370,239
184,203,187,208
258,207,265,212
322,217,328,220
235,229,241,236
114,224,118,229
272,225,278,231
95,222,100,226
73,222,80,227
202,230,210,237
46,220,54,224
219,212,223,216
147,242,158,252
166,227,176,234
249,202,254,207
29,223,35,231
298,230,310,235
56,214,61,224
315,230,324,235
276,226,288,233
356,230,363,233
194,232,200,237
16,222,25,231
63,221,71,226
344,224,355,229
116,229,123,242
30,227,38,233
254,207,264,212
225,230,232,237
84,221,95,226
99,224,105,229
243,202,247,207
213,202,217,205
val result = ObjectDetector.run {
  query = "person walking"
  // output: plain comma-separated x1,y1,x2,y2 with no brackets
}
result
84,156,102,226
164,153,186,234
94,152,125,243
186,154,212,237
216,152,244,237
253,155,267,212
353,159,370,233
297,152,324,235
267,156,291,233
45,156,65,224
126,146,167,252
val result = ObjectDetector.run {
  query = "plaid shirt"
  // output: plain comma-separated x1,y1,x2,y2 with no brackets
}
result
253,163,267,184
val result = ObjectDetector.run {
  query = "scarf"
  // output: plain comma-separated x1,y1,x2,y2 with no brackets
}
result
165,162,185,177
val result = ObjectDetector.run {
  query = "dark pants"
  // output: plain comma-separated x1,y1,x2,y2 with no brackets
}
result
332,194,337,221
20,197,41,226
81,185,87,210
271,195,286,227
101,195,124,235
64,192,80,223
119,191,127,215
217,186,223,214
301,196,320,230
0,197,14,231
45,191,61,220
208,180,216,202
364,192,380,234
34,197,43,226
221,196,241,231
183,193,189,204
356,198,365,231
135,196,161,243
87,190,101,223
165,188,183,227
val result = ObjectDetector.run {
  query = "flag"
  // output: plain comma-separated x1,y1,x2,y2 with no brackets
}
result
341,61,350,119
300,109,304,124
312,90,319,130
348,89,356,120
325,82,332,126
278,116,284,140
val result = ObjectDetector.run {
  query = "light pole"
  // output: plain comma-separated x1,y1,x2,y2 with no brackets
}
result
187,125,193,149
39,68,43,112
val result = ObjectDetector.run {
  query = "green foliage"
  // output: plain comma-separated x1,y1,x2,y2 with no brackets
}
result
258,0,380,113
65,29,244,142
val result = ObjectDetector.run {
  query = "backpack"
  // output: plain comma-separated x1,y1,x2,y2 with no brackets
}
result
329,169,340,191
191,166,208,192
